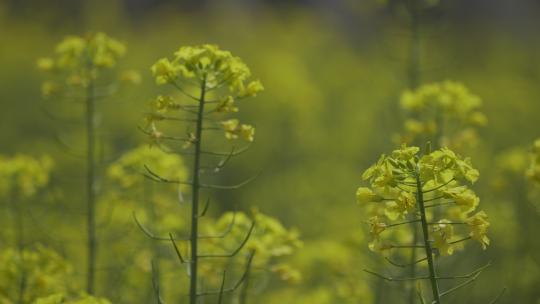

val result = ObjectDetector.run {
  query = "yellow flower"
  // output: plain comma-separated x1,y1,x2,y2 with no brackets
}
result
242,80,264,97
37,58,55,71
432,219,455,256
240,124,255,142
404,119,425,134
442,187,479,214
150,58,178,85
152,95,176,113
270,264,302,284
220,119,254,142
398,81,485,149
55,36,85,68
221,119,240,140
356,187,381,204
466,211,490,250
367,216,386,238
41,81,62,97
391,144,419,161
107,145,187,189
469,111,488,126
216,96,238,113
119,70,142,84
153,44,262,97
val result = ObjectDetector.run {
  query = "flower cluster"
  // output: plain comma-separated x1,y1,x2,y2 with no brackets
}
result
147,44,263,144
397,81,487,150
221,119,255,142
0,154,53,198
202,211,303,284
0,246,73,303
104,145,188,233
357,145,490,255
107,145,187,189
37,33,128,96
150,44,263,95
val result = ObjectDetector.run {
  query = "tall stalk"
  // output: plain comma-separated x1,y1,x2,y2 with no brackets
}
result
12,193,27,304
37,32,128,296
85,70,97,295
406,0,421,301
238,251,254,304
189,76,207,304
142,45,263,303
360,145,493,303
415,170,441,303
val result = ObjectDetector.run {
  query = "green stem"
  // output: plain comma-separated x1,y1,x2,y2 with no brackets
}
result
189,76,207,304
406,0,421,301
11,193,26,304
408,219,419,304
85,74,97,295
145,180,161,302
239,251,255,304
415,171,441,303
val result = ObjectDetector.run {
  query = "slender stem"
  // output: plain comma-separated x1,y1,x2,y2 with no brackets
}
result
406,0,421,301
239,251,255,304
85,73,97,295
408,225,418,304
12,193,26,304
415,171,441,303
189,76,207,304
145,180,162,302
386,219,421,228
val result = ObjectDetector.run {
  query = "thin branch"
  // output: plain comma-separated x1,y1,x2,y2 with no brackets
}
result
217,271,227,304
391,244,426,249
439,268,483,297
198,197,210,218
397,181,418,187
449,236,471,245
385,256,427,268
143,165,193,185
426,222,466,226
386,219,421,228
142,113,198,123
53,134,84,158
200,172,260,190
199,146,237,173
396,185,416,193
198,212,237,239
170,81,200,102
133,212,189,241
198,221,255,258
214,147,236,172
422,178,455,194
435,262,491,280
138,126,192,141
364,269,430,281
169,233,187,264
424,201,454,209
196,251,255,296
200,144,251,157
423,196,445,203
154,143,195,156
151,260,165,304
488,287,507,304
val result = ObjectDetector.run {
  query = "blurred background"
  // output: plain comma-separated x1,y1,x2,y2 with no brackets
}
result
1,0,540,303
